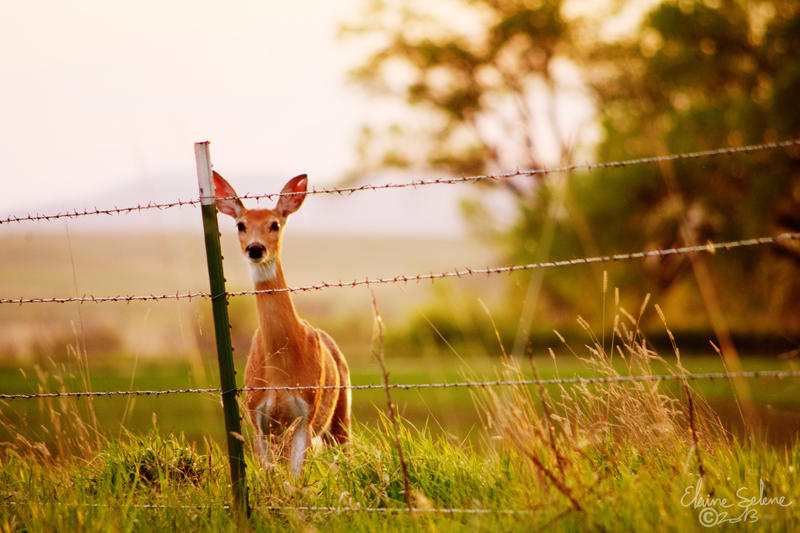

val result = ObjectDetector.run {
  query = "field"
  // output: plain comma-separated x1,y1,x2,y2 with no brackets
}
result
1,231,799,530
2,352,799,531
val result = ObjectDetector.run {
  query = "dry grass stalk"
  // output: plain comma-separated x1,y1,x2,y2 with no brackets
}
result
526,340,565,479
476,297,726,520
370,292,413,515
1,333,105,462
655,303,708,480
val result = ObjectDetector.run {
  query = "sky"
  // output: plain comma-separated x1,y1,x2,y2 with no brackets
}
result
0,0,470,236
1,0,606,237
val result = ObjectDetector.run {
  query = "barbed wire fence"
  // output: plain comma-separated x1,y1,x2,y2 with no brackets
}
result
2,138,800,517
1,370,799,401
0,233,797,305
3,138,799,226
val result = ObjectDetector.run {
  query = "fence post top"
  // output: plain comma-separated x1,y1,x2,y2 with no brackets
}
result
194,142,215,206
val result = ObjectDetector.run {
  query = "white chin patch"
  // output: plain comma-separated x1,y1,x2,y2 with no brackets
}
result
249,259,277,283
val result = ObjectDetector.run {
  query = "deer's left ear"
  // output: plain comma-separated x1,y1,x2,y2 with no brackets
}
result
276,174,308,217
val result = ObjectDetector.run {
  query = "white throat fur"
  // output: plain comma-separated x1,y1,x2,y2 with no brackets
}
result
249,258,278,283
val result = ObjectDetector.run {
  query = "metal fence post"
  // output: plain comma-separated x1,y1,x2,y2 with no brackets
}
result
194,141,250,517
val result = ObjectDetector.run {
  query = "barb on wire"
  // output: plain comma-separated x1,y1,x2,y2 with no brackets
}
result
2,370,798,401
3,232,797,305
3,138,799,226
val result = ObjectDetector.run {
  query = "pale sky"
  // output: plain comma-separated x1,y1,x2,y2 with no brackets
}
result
3,2,372,225
1,0,600,237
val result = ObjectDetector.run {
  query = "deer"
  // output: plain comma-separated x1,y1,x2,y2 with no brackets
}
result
213,171,351,477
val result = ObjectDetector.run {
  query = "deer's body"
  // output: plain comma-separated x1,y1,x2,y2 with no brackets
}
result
214,172,351,476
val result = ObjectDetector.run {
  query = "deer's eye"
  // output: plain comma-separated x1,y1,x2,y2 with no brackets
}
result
270,221,280,231
236,222,246,232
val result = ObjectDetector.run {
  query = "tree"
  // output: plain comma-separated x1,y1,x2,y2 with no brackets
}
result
580,0,800,332
344,0,582,176
345,0,800,338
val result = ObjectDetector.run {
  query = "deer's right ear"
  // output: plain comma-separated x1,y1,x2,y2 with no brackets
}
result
213,171,245,218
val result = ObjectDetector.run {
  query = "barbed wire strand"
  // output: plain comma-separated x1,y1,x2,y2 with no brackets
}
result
261,506,532,515
0,500,533,514
240,369,800,392
3,232,798,305
0,387,218,400
0,500,229,511
0,198,200,225
2,370,798,401
2,138,798,225
230,232,799,297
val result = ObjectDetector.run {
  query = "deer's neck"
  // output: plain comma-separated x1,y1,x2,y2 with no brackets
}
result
253,260,306,357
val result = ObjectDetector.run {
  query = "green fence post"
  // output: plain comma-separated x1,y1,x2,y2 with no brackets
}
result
194,141,250,517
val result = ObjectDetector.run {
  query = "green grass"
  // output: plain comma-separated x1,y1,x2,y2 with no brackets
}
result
2,342,799,530
1,419,798,531
2,352,799,450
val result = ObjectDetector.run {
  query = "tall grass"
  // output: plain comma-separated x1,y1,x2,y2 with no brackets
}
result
473,296,734,527
1,328,106,462
1,304,798,531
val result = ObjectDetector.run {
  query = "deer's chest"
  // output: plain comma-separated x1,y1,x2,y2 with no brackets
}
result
255,393,310,434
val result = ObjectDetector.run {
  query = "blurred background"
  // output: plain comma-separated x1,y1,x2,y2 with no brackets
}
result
2,0,799,446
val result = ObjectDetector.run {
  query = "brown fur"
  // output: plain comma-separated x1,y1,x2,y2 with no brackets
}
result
213,171,351,475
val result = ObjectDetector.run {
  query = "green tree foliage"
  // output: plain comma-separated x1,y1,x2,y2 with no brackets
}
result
582,0,800,331
346,0,800,335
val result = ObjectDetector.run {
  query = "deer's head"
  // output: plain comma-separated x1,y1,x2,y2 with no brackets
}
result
213,171,308,283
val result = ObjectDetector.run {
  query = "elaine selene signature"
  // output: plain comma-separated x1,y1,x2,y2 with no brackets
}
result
681,479,794,527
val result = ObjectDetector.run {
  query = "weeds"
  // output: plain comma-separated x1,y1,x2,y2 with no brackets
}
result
95,434,209,488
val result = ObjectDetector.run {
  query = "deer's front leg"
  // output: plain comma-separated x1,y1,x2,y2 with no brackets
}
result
252,398,275,466
284,395,312,477
289,421,311,477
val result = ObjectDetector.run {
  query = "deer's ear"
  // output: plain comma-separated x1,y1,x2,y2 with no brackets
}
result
213,171,245,218
276,174,308,217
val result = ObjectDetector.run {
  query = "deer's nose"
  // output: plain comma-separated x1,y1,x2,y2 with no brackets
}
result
245,243,266,260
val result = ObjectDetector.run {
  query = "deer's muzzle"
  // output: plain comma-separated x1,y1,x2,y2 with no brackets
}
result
245,243,267,260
